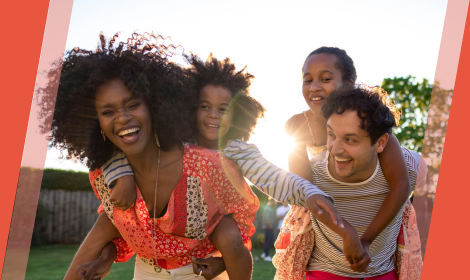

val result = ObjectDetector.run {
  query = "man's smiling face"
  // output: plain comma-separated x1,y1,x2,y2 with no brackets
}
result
326,110,388,183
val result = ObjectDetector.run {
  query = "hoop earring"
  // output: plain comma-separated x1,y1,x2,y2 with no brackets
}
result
100,131,106,141
155,133,160,148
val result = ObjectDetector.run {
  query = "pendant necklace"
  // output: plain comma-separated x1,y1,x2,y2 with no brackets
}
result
151,149,163,273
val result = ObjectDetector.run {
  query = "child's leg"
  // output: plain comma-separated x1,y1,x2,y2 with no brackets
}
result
211,215,252,280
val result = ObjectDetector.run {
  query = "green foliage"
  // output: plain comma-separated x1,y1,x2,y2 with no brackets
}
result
41,168,90,191
381,75,433,152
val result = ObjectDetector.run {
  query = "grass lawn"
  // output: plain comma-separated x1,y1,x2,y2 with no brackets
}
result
25,245,277,280
25,245,135,280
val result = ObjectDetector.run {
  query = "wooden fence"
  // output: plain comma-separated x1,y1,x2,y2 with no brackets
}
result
35,189,101,244
33,187,273,245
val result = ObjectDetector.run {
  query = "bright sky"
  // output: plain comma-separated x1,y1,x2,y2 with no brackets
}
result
43,0,448,172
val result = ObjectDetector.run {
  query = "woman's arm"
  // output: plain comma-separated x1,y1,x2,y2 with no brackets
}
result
360,134,411,247
64,213,122,280
76,242,117,280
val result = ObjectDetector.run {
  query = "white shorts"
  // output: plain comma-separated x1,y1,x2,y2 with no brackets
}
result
133,256,229,280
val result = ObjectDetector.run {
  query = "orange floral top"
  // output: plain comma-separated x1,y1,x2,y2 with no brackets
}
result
89,143,259,270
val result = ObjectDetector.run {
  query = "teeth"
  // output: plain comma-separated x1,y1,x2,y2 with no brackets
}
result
118,127,140,136
310,97,322,101
207,124,219,128
336,157,351,162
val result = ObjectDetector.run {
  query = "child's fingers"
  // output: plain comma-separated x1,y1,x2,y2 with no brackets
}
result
316,196,343,227
192,257,211,266
192,258,210,278
118,204,132,211
350,259,369,272
308,200,323,217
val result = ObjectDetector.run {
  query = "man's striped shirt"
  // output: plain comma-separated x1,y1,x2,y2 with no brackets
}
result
307,147,421,277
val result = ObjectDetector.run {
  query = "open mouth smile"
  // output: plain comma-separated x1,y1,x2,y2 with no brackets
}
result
116,127,141,144
206,124,220,129
309,96,324,103
335,156,353,167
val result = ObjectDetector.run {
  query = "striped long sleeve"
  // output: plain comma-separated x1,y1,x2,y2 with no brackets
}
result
222,139,331,208
102,140,332,208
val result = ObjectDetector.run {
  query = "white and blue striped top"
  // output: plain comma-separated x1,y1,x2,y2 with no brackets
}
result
307,147,422,277
101,139,332,209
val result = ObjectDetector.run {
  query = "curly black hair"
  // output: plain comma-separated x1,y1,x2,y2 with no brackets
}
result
321,86,401,145
38,32,197,170
303,47,357,84
184,53,265,142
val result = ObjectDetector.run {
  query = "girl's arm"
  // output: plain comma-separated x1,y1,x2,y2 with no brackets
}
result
360,134,411,247
64,213,121,280
285,115,314,184
101,152,136,211
222,139,335,214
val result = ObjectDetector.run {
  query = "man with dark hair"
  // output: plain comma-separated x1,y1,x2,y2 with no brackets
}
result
303,86,425,279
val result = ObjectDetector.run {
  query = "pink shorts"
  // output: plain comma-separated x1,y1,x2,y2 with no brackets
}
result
305,270,398,280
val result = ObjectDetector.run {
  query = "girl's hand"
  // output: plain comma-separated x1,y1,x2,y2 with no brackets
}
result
307,194,343,228
192,257,226,280
341,222,365,265
349,240,371,272
109,175,136,211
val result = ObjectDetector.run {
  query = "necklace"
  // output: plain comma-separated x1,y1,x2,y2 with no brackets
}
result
152,149,162,273
303,110,326,155
303,110,317,146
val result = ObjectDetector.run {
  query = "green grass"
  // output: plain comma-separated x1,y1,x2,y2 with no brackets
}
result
25,245,135,280
25,245,276,280
252,248,277,280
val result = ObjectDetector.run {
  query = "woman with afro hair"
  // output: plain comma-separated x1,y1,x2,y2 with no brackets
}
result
41,33,262,280
101,50,348,279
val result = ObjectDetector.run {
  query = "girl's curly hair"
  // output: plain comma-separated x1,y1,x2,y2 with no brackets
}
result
38,32,197,170
184,53,265,142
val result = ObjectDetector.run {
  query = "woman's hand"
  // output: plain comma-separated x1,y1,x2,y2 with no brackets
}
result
192,257,226,280
76,259,111,280
75,242,117,280
64,213,121,280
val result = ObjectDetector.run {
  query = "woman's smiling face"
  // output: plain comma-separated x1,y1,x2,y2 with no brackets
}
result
95,79,156,157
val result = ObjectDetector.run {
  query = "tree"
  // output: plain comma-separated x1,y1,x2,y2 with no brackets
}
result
381,75,433,152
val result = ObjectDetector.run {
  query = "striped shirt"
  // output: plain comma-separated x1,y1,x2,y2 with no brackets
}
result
102,139,331,209
307,147,420,277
